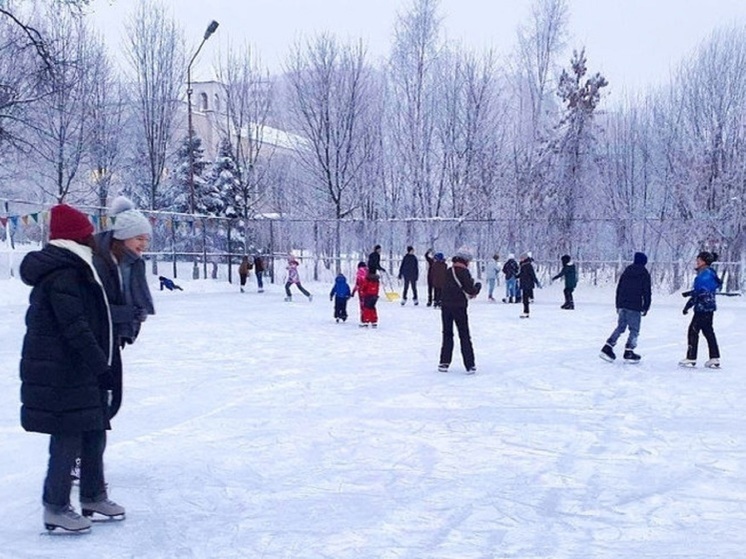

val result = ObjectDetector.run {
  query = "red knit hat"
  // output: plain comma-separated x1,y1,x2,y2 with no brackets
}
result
49,204,94,241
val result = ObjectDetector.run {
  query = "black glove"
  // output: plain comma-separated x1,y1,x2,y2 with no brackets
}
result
642,310,648,317
474,282,482,294
99,368,115,390
682,290,693,298
682,306,689,315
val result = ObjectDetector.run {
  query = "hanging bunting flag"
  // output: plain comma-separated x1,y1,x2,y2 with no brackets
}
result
91,215,99,228
101,215,108,228
110,216,116,226
21,215,29,226
9,215,19,228
30,213,39,223
0,217,6,227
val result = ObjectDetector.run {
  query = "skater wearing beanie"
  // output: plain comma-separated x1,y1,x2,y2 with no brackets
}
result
551,254,578,309
599,252,651,363
679,251,722,368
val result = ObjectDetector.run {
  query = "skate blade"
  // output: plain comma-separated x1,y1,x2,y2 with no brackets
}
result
705,364,721,369
599,353,615,363
82,511,126,522
623,359,641,364
43,524,91,534
678,363,696,368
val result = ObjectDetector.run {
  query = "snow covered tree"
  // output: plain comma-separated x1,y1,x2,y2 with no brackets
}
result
163,134,207,213
204,137,239,217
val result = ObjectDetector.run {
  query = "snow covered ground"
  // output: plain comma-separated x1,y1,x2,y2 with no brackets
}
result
1,273,745,558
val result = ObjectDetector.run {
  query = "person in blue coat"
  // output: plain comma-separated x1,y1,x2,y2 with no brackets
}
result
329,273,351,322
679,251,722,368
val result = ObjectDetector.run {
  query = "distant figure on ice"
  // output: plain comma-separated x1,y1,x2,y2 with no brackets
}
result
253,253,266,293
238,255,252,293
367,244,386,275
501,253,519,303
398,245,419,306
284,257,312,302
599,252,651,364
517,252,540,318
551,254,578,310
485,253,500,302
438,249,481,374
351,261,368,324
358,269,381,328
159,276,183,291
679,251,722,369
430,252,447,308
329,272,351,322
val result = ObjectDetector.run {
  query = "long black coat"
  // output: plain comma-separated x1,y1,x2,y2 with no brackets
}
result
19,244,111,435
518,259,539,290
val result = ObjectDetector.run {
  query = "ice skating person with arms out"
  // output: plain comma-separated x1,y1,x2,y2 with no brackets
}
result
485,253,500,302
238,255,252,293
679,251,722,368
517,252,540,318
398,245,419,305
599,252,651,363
329,272,352,322
551,254,578,309
19,204,121,533
438,249,481,374
284,256,312,302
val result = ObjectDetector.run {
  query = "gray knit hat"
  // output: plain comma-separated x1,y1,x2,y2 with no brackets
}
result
110,196,152,240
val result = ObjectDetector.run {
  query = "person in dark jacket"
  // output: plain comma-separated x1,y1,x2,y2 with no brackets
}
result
398,245,419,305
329,273,351,322
93,196,155,421
517,252,540,318
438,249,481,374
600,252,652,363
501,253,519,303
429,251,448,308
238,255,252,292
254,253,266,292
158,276,183,291
551,254,578,309
679,251,722,368
20,203,123,533
367,244,386,275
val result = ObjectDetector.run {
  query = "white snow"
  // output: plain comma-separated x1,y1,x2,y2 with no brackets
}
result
1,275,745,557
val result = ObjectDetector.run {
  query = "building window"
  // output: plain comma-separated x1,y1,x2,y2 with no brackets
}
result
200,92,208,111
214,93,220,112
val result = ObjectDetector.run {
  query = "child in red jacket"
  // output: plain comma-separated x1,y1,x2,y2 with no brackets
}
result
358,270,380,328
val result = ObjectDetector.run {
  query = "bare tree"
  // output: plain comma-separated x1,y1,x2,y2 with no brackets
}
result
285,34,374,269
388,0,443,218
215,43,274,221
125,0,184,211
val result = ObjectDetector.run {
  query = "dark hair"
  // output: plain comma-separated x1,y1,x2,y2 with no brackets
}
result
697,251,718,265
407,245,414,252
374,244,381,251
357,261,367,268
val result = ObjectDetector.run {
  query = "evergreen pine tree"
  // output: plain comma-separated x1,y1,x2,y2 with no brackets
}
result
205,138,240,218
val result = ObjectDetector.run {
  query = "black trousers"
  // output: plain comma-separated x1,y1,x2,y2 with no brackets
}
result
439,306,475,369
44,430,107,509
687,311,720,360
522,287,534,314
333,297,348,320
563,288,574,306
402,278,418,301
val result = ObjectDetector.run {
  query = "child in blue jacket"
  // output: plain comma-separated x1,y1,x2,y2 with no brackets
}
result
329,273,351,322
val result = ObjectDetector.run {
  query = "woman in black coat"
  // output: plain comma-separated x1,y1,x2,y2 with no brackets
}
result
438,251,481,374
518,253,540,318
20,204,123,532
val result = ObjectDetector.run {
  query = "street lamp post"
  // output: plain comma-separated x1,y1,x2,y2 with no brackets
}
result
187,20,219,214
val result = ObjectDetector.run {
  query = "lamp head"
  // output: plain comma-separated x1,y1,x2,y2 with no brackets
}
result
204,20,219,40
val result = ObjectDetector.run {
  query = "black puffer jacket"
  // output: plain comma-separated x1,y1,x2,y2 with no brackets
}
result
441,260,480,308
615,263,651,313
19,244,111,435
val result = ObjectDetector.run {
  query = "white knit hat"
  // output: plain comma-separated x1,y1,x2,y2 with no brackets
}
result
110,196,152,240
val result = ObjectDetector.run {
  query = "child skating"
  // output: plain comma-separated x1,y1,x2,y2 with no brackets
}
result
284,257,312,302
679,251,722,368
329,273,351,322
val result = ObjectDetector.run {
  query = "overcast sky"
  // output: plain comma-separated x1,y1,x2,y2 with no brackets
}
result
89,0,746,97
